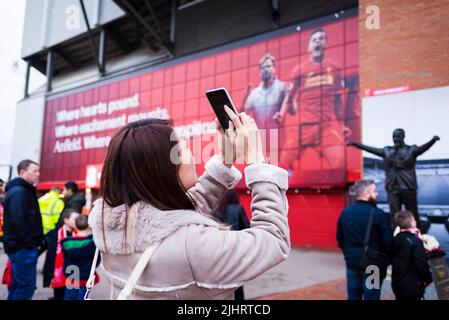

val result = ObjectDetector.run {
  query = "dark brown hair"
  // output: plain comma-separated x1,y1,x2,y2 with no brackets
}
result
75,214,89,231
214,189,240,222
100,119,197,249
101,118,195,209
394,211,415,229
61,208,79,222
64,181,78,194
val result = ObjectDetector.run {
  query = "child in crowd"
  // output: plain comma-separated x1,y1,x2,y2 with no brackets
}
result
47,209,80,300
61,214,100,300
392,211,433,300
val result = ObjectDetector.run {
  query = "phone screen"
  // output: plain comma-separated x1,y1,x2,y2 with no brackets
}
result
206,89,237,130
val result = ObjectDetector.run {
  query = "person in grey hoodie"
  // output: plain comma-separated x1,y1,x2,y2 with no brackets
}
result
89,107,290,300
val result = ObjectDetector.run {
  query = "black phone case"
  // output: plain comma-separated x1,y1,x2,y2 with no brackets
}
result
206,90,237,130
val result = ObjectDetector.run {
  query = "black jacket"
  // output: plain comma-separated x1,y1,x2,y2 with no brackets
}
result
3,178,44,254
65,193,86,213
392,231,433,298
42,227,59,287
214,204,250,231
61,235,99,281
337,201,393,270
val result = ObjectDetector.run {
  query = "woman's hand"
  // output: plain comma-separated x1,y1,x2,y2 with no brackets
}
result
223,105,265,165
215,118,234,168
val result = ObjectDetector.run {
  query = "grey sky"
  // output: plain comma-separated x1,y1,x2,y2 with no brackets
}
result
0,0,46,179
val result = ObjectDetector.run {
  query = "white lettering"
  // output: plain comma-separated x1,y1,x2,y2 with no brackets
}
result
55,95,139,123
55,124,79,138
56,109,80,123
107,93,140,115
79,115,127,134
53,138,82,153
127,107,169,123
174,121,217,139
178,304,211,317
83,135,111,150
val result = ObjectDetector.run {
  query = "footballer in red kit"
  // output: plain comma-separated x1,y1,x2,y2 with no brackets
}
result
278,28,351,183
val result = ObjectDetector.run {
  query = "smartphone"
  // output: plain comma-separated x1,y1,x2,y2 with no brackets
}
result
205,88,239,130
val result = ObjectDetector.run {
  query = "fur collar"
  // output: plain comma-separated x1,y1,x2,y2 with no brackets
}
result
89,198,222,255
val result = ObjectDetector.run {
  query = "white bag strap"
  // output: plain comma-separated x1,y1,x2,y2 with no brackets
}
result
84,247,100,300
116,241,161,300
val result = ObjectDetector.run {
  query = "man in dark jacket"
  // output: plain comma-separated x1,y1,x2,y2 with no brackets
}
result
337,179,393,300
392,211,432,300
62,181,86,213
3,159,45,300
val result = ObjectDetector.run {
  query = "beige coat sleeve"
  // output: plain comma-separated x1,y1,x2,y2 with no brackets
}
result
187,155,242,216
185,163,290,289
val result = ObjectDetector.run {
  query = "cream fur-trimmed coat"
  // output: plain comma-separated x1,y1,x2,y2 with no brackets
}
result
89,155,290,300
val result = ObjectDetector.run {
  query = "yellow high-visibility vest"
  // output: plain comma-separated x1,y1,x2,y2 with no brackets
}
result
38,190,65,235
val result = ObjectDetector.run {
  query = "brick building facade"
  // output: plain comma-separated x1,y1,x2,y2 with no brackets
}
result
360,0,449,92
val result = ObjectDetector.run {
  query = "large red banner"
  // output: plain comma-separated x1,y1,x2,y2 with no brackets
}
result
40,15,360,189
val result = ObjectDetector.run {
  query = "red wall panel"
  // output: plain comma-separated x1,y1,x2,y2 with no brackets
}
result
39,14,359,250
239,191,344,249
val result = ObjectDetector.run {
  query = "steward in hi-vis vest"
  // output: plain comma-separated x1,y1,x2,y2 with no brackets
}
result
39,187,65,235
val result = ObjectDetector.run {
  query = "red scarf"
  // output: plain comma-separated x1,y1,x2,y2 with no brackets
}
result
400,227,421,239
51,225,78,288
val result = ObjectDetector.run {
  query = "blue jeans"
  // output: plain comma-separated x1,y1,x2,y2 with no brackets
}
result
7,247,38,300
64,286,87,300
346,268,382,300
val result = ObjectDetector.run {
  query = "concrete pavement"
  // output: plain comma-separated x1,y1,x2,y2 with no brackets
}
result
0,244,438,300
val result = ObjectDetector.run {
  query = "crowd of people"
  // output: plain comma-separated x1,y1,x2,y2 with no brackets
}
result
0,109,442,301
0,164,99,300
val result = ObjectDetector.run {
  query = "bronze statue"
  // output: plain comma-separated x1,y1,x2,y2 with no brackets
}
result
348,129,440,231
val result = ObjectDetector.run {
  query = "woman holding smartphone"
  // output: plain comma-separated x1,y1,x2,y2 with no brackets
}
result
89,106,290,299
